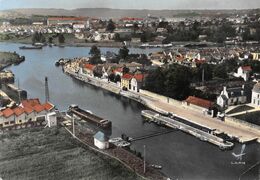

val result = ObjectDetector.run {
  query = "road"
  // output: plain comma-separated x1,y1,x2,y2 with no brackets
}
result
65,65,260,143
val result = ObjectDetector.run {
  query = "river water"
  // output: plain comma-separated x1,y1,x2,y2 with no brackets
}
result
0,42,259,180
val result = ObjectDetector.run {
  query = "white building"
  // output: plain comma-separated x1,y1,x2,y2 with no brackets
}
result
93,131,109,150
46,112,57,127
234,66,252,81
251,82,260,106
217,86,247,108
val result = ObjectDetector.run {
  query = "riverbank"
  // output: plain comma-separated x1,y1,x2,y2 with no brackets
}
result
62,63,260,145
62,117,166,180
0,35,143,48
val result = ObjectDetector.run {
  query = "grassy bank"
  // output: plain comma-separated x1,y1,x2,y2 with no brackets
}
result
0,127,141,180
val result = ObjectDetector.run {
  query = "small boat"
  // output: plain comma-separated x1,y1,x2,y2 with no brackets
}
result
150,164,162,169
19,46,42,50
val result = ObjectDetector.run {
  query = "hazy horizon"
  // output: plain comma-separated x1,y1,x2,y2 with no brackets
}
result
0,0,260,10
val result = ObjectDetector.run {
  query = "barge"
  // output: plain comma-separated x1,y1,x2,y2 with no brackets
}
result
19,46,42,50
141,110,234,150
68,104,111,129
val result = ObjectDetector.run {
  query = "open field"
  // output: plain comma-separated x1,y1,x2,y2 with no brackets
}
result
0,127,141,180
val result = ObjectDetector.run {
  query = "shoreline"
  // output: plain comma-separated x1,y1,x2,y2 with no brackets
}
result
63,123,167,180
62,66,260,145
0,40,143,48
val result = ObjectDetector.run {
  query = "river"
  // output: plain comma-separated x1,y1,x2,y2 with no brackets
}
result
0,42,259,180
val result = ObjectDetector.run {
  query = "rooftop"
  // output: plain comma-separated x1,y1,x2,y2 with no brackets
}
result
186,96,213,109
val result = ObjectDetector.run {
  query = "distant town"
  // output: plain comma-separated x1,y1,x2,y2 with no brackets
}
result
0,7,260,180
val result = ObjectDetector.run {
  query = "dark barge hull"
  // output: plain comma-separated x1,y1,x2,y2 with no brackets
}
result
69,105,111,129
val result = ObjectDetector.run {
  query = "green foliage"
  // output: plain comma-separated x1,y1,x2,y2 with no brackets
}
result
144,64,191,100
58,34,65,44
213,64,228,79
89,45,101,58
118,46,129,60
89,45,102,64
31,32,46,44
106,19,116,33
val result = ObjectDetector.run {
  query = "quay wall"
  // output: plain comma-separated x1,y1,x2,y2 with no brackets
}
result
139,89,182,106
225,116,260,135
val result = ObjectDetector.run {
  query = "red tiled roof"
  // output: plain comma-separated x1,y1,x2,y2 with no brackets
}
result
114,67,123,73
133,74,146,82
48,17,86,21
195,59,206,64
2,108,14,118
122,73,133,80
43,102,54,111
24,107,34,114
120,17,143,21
33,104,45,113
13,107,25,116
84,64,95,70
186,96,213,109
21,98,41,109
241,66,252,71
0,111,3,116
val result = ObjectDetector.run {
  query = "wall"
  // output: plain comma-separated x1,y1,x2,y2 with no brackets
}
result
139,89,182,106
225,116,260,134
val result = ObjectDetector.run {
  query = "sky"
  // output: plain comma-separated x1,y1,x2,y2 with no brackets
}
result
0,0,260,10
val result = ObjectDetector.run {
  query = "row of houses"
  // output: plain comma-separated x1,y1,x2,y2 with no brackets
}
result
0,98,55,128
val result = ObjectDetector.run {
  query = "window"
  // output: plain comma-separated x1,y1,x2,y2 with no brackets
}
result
4,122,8,125
10,121,15,124
19,120,22,123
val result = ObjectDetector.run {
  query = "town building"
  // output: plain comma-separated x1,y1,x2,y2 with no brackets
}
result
47,17,87,26
234,66,252,81
121,73,133,90
0,98,55,128
184,96,214,114
251,82,260,107
217,86,247,108
130,74,146,92
81,64,95,77
93,131,109,150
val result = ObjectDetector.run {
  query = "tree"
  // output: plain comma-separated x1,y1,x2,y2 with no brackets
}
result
58,34,65,44
89,45,102,64
114,33,121,42
144,67,166,94
118,46,129,60
213,64,228,79
48,37,53,44
133,23,139,33
106,19,116,33
122,65,130,75
164,65,191,100
89,45,101,58
115,74,121,82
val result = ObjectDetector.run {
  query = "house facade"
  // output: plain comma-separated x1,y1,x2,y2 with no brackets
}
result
0,99,55,128
251,82,260,106
234,66,252,81
217,86,247,108
121,74,133,90
130,74,146,92
93,131,109,150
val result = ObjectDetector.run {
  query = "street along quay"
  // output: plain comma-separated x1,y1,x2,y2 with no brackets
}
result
141,110,234,150
61,60,260,146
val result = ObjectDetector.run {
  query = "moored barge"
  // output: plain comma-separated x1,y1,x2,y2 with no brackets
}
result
68,104,111,129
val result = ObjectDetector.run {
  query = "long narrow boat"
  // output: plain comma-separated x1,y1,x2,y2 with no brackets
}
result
19,46,42,50
68,104,112,129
